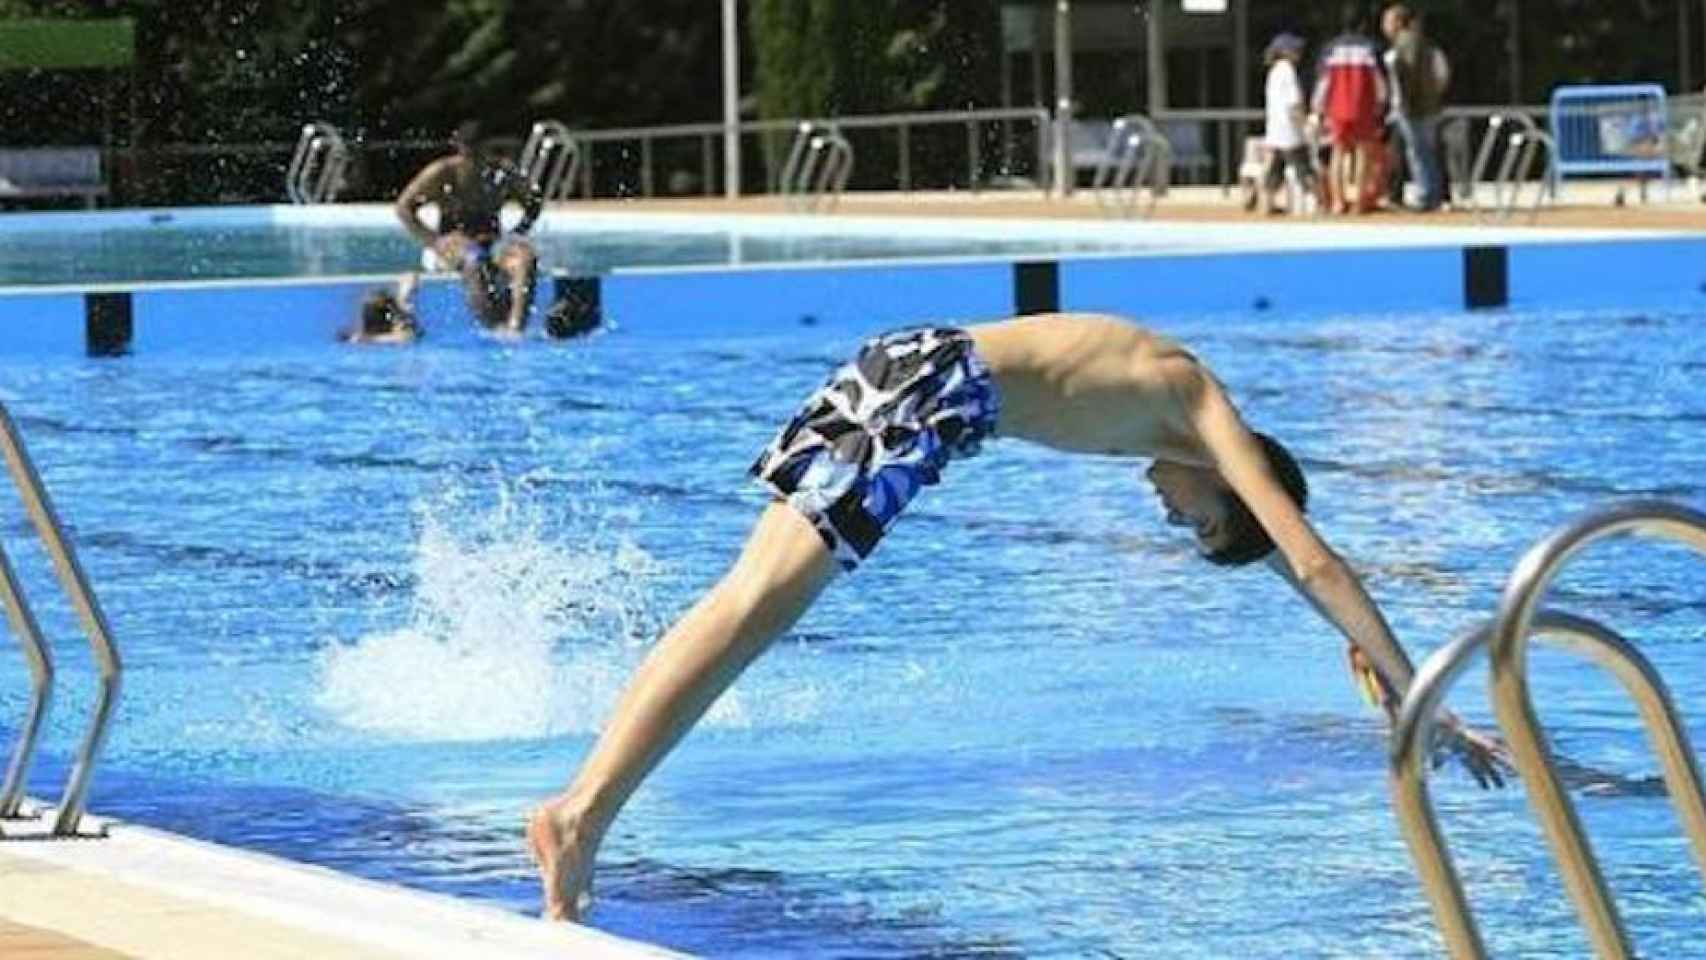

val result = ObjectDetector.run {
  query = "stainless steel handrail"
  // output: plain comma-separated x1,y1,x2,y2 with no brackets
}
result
1491,500,1706,957
285,122,349,205
566,107,1049,198
1393,608,1706,958
1091,114,1171,219
1467,112,1556,223
0,540,52,821
780,122,854,213
1391,500,1706,959
519,120,582,201
0,403,123,837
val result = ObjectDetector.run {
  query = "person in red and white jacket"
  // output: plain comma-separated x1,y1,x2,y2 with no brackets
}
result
1311,6,1388,214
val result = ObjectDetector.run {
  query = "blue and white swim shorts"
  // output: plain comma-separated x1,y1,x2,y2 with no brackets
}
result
750,326,1001,571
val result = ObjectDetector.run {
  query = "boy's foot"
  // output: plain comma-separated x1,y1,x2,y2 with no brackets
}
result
526,802,598,921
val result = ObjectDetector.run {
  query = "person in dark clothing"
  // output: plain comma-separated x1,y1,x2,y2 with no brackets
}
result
396,121,544,334
1381,4,1451,211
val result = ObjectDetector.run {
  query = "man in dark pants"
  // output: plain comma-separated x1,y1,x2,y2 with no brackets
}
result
1381,4,1451,211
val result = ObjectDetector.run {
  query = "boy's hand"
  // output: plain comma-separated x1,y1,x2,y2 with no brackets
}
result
1435,713,1516,790
1346,642,1516,789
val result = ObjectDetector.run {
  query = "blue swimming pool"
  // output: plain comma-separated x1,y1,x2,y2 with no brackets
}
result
1,305,1704,957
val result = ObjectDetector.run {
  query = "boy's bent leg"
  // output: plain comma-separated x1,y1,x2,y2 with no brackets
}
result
528,500,838,920
501,241,539,332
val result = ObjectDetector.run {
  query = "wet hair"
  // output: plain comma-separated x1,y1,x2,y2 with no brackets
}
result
1204,432,1309,567
359,290,404,337
544,290,601,339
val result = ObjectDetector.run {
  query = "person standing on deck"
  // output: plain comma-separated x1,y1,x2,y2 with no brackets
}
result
1381,4,1452,211
1312,6,1389,214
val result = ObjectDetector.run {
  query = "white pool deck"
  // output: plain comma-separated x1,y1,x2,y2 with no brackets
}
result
0,182,1700,249
0,803,684,959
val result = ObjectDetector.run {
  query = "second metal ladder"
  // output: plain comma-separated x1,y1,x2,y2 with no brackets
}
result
1091,114,1172,220
780,122,854,213
285,121,350,205
1391,500,1706,958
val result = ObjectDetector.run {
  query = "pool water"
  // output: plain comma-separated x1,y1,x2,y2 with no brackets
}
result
0,222,1154,287
1,306,1704,958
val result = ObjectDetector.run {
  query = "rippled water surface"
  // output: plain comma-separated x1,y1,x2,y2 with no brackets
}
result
1,306,1704,958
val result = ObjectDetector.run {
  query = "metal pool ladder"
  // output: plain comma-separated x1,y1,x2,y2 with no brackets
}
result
1091,114,1172,220
286,121,350,205
780,122,853,213
1467,111,1557,224
520,119,582,201
1391,500,1706,958
0,402,122,838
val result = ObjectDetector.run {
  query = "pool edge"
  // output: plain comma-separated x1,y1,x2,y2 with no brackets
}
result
0,802,688,960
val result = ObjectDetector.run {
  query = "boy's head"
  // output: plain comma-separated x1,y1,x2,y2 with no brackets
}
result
1264,32,1305,64
343,288,418,344
1381,4,1414,39
360,290,404,336
1340,2,1370,33
451,119,483,158
1145,432,1308,566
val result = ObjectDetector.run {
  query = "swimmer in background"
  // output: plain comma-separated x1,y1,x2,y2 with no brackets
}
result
526,311,1514,922
395,121,544,335
341,273,421,345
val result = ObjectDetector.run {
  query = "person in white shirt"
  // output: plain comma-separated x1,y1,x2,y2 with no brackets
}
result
1258,32,1318,215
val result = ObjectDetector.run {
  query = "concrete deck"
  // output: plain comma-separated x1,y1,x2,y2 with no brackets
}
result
577,182,1706,232
0,807,682,960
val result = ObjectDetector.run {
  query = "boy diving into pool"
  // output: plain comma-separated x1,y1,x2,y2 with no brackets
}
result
527,311,1511,921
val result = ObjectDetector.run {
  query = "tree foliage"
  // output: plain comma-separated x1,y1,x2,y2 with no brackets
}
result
0,0,1697,201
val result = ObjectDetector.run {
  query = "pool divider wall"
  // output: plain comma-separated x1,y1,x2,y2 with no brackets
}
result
1463,246,1509,309
1,236,1704,355
1508,237,1706,309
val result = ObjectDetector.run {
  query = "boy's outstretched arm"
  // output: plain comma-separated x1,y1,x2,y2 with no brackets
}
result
1186,373,1511,787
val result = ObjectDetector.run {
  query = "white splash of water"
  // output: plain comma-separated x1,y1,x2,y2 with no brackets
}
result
314,479,696,741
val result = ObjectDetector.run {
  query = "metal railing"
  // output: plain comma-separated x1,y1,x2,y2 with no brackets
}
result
0,403,123,838
1466,111,1558,223
88,102,1610,208
285,122,350,205
1391,500,1706,959
551,107,1051,199
779,122,854,213
1152,104,1554,196
1668,91,1706,199
1551,84,1673,199
519,120,582,201
1090,114,1172,219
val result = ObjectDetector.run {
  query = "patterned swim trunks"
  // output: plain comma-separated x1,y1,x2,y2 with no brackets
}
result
750,326,1001,571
